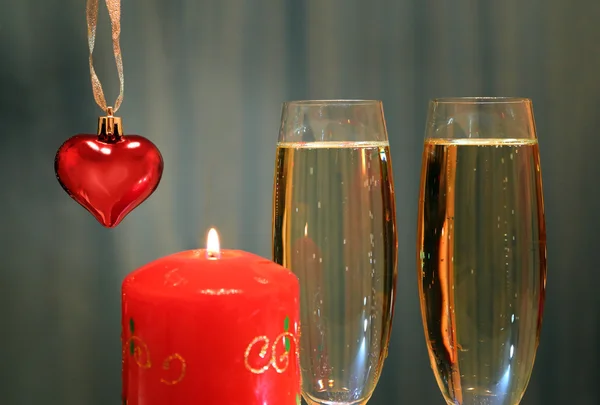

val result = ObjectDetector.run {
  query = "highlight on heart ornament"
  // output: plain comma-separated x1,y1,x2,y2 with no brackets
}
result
55,110,164,228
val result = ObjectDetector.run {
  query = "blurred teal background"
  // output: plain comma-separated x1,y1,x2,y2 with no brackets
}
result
1,0,599,404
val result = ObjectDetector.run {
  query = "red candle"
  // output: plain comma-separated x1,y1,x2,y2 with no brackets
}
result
121,228,301,405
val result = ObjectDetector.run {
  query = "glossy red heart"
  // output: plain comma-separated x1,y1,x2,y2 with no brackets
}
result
55,134,164,228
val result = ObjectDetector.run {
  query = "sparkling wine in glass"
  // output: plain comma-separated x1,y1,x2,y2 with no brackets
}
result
417,98,547,405
272,100,398,405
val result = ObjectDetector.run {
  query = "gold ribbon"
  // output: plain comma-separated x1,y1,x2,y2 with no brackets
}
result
86,0,124,113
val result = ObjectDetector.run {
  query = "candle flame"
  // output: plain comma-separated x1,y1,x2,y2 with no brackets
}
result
206,228,221,259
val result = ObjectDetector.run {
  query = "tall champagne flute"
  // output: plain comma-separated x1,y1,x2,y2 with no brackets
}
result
272,100,398,405
417,98,547,405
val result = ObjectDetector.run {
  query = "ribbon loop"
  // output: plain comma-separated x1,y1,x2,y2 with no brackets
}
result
87,0,124,113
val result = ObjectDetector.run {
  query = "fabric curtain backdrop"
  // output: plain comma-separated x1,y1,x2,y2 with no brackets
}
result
1,0,598,404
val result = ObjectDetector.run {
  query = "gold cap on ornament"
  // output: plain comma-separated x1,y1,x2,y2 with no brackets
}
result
97,106,123,142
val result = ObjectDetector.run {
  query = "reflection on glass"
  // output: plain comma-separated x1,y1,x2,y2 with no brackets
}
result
417,98,547,405
272,100,398,405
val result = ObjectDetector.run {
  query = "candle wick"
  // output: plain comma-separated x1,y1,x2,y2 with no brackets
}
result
206,250,221,260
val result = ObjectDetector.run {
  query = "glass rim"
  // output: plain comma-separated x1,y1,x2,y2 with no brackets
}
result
431,97,531,105
283,99,382,107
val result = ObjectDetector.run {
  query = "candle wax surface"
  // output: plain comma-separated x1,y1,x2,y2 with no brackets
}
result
123,249,296,298
121,249,301,405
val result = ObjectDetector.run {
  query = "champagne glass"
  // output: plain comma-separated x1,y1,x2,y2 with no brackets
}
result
272,100,398,405
416,98,547,405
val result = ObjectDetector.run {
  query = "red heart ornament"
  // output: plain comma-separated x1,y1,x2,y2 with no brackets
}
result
55,133,164,228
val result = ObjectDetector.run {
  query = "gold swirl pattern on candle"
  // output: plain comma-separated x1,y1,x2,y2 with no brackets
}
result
244,336,271,373
271,332,296,373
160,353,187,386
124,318,187,385
244,332,298,374
163,268,188,287
126,336,152,369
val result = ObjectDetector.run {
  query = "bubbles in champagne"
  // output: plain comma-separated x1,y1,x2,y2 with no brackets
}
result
273,142,397,405
417,139,546,405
